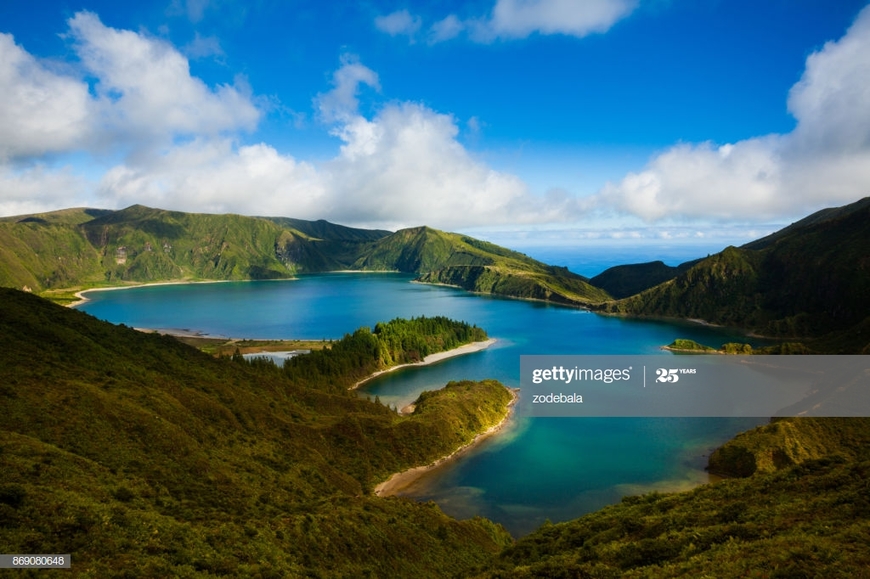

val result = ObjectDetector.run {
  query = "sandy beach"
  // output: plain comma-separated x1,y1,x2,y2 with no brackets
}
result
351,338,497,389
374,387,519,497
67,279,241,307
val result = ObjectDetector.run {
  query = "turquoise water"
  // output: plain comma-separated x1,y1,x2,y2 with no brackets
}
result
78,273,766,536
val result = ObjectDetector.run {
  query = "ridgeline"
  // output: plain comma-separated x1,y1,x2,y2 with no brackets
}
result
595,197,870,353
0,204,608,307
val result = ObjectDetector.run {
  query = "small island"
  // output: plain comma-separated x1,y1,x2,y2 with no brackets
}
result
663,338,812,355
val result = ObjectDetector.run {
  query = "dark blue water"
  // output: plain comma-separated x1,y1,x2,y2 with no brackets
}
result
78,273,765,536
503,244,726,278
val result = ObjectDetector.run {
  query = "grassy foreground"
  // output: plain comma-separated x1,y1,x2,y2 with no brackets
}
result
3,288,869,577
0,289,513,577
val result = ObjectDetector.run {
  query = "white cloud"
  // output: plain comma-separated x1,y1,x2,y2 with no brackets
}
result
0,11,267,218
0,163,91,216
68,11,259,145
0,33,94,160
478,0,638,40
315,55,380,123
2,12,252,161
592,4,870,222
89,97,550,229
96,139,326,217
324,102,531,228
597,138,785,221
390,0,638,45
787,5,870,153
374,10,422,39
7,6,870,234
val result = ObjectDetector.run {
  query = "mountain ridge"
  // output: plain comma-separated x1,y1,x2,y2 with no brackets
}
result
0,204,610,306
596,197,870,352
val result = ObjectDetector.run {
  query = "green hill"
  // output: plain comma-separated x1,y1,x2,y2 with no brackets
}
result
79,205,300,282
0,288,514,577
590,259,702,299
597,197,870,352
0,205,611,307
355,227,611,305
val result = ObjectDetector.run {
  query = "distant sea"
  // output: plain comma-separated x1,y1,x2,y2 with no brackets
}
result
78,269,764,537
516,244,725,278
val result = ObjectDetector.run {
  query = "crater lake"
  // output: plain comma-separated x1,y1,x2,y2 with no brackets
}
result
77,273,765,536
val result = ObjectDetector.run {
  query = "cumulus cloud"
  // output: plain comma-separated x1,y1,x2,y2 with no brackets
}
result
0,163,91,216
6,6,870,232
0,33,94,160
315,55,380,123
308,57,584,229
324,102,532,228
1,12,258,162
96,139,326,217
596,138,785,221
374,10,422,39
0,11,267,218
475,0,638,41
592,4,870,222
90,94,569,229
68,12,259,146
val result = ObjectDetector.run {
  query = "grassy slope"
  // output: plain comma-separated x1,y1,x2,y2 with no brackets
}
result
355,226,611,305
598,197,870,351
0,221,104,290
0,288,513,577
589,259,702,300
80,205,297,282
0,205,395,291
267,216,392,272
0,207,112,225
3,286,869,576
476,418,870,578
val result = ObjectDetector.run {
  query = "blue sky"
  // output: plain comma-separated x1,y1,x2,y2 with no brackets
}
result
2,0,869,253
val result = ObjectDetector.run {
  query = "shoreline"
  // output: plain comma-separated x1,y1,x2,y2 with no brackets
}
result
137,326,330,342
63,273,405,308
67,279,250,308
374,387,519,497
660,345,722,354
351,338,497,389
411,279,595,311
